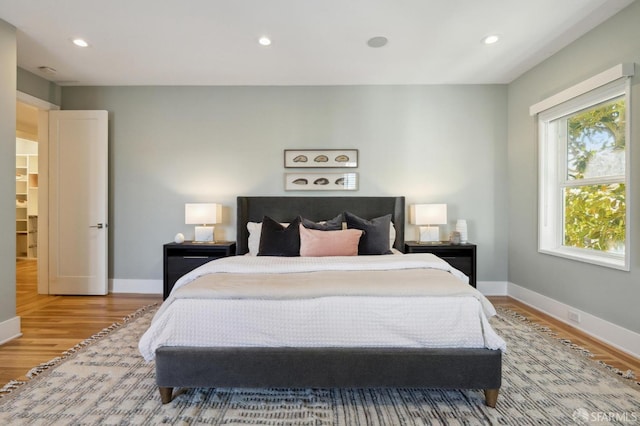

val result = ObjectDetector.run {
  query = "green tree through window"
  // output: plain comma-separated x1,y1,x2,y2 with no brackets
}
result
563,98,626,253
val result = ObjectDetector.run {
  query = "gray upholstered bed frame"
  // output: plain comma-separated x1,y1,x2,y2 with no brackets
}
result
235,196,406,253
154,196,501,407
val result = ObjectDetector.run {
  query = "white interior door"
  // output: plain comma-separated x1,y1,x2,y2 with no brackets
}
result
48,110,108,295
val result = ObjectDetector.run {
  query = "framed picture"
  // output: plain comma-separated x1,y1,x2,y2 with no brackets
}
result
285,173,358,191
284,149,358,168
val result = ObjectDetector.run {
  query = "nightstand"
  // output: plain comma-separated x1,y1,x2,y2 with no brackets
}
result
163,241,236,299
404,241,477,287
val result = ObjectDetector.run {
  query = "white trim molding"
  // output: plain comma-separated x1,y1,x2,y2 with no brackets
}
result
529,63,634,115
508,282,640,359
0,316,22,345
16,91,60,110
109,279,162,294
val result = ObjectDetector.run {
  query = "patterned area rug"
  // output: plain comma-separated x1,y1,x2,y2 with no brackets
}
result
0,305,638,425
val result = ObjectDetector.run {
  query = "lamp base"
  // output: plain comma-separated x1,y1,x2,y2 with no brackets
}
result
194,225,214,242
418,226,440,244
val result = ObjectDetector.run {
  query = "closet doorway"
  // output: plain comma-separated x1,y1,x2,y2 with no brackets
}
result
15,92,58,296
16,100,40,298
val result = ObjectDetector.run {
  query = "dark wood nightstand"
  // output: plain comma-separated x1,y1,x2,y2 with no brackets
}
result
404,241,477,287
163,241,236,299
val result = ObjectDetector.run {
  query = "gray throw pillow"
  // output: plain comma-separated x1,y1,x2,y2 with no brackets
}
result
344,211,392,255
300,214,343,231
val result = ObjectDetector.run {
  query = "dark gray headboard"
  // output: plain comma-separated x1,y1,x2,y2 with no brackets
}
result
236,196,405,255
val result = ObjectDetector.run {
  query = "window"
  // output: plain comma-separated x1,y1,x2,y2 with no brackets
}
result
536,73,631,271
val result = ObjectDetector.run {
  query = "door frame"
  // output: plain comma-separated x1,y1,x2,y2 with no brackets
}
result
16,91,59,294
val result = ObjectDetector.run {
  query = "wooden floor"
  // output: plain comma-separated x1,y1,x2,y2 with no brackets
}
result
1,260,638,389
490,296,640,377
0,259,161,387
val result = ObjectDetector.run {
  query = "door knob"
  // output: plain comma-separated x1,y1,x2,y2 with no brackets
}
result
89,223,104,229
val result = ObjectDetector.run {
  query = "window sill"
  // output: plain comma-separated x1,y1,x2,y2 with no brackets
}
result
538,246,629,272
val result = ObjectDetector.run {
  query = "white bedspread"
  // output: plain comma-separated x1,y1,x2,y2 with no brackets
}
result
139,254,506,361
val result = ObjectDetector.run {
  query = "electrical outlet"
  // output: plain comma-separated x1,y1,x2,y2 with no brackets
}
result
568,310,581,323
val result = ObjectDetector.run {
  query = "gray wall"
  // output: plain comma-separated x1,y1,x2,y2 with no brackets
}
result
17,67,61,106
0,20,16,323
507,1,640,333
61,85,508,283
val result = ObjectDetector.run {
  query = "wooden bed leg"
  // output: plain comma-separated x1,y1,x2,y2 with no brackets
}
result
159,386,173,404
484,388,499,408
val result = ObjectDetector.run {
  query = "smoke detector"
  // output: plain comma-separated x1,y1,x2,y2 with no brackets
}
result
37,66,57,75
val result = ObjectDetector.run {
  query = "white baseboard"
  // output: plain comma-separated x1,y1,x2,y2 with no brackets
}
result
0,316,22,345
477,281,508,296
508,282,640,359
109,279,162,294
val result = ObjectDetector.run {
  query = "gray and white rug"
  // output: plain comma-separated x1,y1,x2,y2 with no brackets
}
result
0,305,638,425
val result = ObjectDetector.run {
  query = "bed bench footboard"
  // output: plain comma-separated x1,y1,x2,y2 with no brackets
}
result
155,346,502,406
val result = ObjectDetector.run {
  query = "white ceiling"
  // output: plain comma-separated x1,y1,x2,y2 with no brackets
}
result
0,0,634,86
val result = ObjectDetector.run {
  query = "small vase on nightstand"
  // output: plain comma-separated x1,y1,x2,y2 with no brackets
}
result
450,231,461,245
455,220,468,243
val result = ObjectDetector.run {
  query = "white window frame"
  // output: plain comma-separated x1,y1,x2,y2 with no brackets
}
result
533,65,633,271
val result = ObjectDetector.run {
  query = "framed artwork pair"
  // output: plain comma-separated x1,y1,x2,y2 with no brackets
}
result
284,149,358,191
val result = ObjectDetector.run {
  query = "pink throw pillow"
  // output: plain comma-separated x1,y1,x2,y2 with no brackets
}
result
299,224,363,257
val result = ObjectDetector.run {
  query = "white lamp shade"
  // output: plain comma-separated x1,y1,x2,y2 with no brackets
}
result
185,203,220,225
410,204,447,225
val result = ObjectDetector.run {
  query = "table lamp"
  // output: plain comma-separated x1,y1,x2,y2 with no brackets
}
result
410,204,447,244
185,203,220,242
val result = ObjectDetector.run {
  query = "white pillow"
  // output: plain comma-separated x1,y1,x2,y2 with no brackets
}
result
246,222,261,256
389,222,396,249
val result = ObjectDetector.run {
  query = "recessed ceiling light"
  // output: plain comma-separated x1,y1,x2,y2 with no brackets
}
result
367,36,388,48
482,35,499,45
258,36,271,46
72,38,89,47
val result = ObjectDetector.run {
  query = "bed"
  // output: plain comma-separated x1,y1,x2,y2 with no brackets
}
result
141,196,504,407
